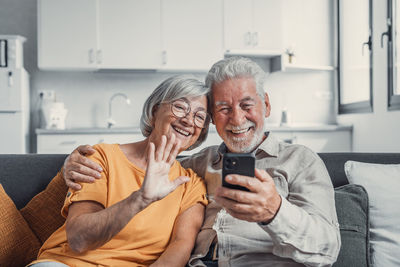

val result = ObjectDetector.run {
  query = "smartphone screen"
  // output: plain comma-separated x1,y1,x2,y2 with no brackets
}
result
222,153,255,191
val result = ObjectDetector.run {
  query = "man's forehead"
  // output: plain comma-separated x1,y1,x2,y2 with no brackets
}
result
214,96,256,106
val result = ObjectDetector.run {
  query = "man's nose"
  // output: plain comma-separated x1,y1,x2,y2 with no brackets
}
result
230,107,246,125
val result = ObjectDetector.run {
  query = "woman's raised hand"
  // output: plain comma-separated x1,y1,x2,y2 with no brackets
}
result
139,134,189,204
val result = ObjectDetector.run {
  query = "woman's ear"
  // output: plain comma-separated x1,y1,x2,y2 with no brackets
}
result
151,104,159,126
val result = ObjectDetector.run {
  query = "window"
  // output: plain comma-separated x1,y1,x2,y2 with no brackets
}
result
388,0,400,110
338,0,373,114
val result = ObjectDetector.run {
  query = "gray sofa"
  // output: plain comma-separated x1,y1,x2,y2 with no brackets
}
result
1,153,400,266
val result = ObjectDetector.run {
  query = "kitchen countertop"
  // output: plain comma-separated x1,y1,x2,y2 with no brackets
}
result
36,124,353,135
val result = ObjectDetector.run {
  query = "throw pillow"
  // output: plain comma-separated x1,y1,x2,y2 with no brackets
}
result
345,161,400,267
0,184,41,267
333,184,370,267
20,171,68,243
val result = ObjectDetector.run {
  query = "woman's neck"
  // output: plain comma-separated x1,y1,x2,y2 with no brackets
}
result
119,139,150,170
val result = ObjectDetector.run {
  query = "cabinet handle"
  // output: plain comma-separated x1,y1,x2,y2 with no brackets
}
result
88,49,95,64
96,49,102,64
381,18,392,48
60,141,77,145
362,29,372,56
245,31,252,46
162,50,167,65
252,32,258,47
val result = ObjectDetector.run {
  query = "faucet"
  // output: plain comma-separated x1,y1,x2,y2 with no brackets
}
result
107,93,131,128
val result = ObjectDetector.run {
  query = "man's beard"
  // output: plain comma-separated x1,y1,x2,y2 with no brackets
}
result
224,121,265,153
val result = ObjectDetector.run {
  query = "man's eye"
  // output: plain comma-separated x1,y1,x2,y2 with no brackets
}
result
218,107,230,113
242,104,254,110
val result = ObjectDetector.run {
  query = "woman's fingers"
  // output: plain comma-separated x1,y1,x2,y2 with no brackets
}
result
163,134,175,161
167,139,181,165
147,142,155,164
155,135,167,161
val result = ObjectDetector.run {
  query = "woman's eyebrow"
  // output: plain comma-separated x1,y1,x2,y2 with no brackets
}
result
192,106,207,112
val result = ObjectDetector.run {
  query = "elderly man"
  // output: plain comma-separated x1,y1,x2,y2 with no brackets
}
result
63,57,340,267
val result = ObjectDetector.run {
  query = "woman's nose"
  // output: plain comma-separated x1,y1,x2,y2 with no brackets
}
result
180,112,195,126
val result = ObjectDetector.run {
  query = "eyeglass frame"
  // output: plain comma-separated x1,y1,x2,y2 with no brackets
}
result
165,98,210,129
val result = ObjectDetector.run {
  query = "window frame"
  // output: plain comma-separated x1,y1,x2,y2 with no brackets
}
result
388,0,400,110
337,0,374,114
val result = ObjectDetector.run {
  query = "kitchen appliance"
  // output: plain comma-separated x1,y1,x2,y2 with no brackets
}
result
42,101,68,130
0,35,29,153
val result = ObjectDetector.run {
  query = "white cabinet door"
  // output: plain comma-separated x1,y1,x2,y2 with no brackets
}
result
98,0,162,69
38,0,98,70
37,133,144,154
224,0,282,51
293,131,352,152
272,130,352,152
37,134,103,154
224,0,253,50
161,0,223,71
253,0,282,51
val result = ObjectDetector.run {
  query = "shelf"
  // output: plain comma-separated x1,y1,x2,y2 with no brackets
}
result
224,49,281,58
282,64,336,72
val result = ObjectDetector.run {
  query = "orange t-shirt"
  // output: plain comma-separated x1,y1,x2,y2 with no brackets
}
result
34,143,208,267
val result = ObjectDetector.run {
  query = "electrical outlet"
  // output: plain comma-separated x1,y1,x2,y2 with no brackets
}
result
39,90,55,101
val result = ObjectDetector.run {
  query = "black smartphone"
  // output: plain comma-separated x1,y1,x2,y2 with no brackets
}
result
222,153,255,191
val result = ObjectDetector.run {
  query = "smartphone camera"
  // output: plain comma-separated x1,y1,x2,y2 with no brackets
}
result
222,153,255,191
224,157,238,170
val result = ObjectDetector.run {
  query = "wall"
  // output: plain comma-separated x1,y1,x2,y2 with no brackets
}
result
1,0,336,153
337,0,400,152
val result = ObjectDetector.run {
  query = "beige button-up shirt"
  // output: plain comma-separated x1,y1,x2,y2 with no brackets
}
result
180,133,341,267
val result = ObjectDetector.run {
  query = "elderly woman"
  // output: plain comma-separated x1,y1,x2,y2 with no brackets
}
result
29,75,210,267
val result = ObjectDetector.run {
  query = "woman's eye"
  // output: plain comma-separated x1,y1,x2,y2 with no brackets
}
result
174,104,186,110
195,114,206,121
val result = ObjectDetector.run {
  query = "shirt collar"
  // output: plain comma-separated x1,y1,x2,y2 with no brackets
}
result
212,131,280,165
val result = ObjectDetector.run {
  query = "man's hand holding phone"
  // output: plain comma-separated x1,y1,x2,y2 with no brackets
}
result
216,153,282,224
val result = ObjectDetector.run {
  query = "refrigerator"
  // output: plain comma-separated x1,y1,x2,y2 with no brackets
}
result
0,35,30,153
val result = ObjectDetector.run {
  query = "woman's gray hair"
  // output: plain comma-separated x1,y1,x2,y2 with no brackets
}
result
140,75,210,150
205,56,266,101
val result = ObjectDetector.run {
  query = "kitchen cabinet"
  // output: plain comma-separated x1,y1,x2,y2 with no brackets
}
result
38,0,98,70
38,0,162,70
280,0,335,69
98,0,161,69
36,128,223,155
271,127,353,152
37,132,142,154
160,0,223,71
224,0,283,53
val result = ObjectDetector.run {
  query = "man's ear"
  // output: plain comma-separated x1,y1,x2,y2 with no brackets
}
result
264,92,271,118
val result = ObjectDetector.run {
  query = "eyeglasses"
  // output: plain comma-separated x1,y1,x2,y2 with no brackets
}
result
169,99,209,129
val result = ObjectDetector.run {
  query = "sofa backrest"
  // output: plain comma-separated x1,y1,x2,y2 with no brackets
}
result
0,154,67,209
319,153,400,187
1,153,400,209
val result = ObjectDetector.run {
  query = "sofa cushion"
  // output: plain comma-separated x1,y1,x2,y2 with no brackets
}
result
0,184,41,267
345,161,400,267
333,184,370,267
20,171,68,243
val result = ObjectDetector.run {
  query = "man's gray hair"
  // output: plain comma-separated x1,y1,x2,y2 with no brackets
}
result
205,56,266,100
140,75,210,150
